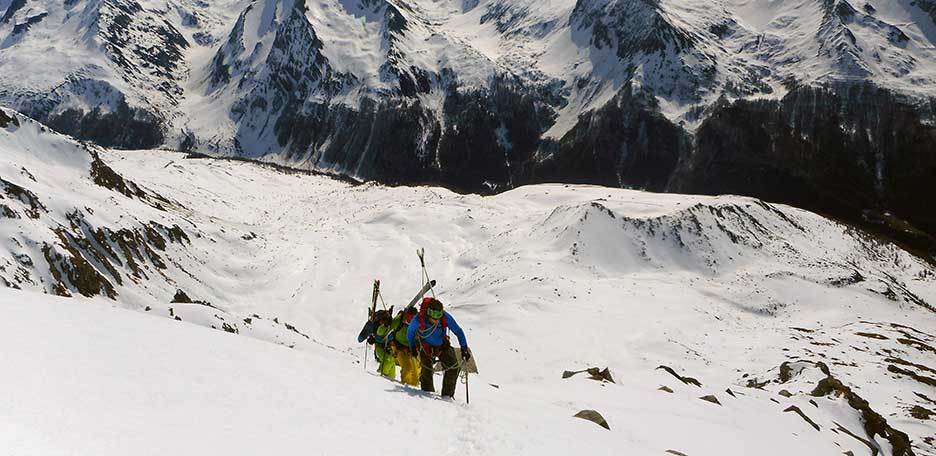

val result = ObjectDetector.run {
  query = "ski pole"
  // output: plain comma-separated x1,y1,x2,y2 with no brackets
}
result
465,369,470,404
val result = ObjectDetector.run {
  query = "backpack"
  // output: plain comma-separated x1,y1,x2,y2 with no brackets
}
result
417,298,448,355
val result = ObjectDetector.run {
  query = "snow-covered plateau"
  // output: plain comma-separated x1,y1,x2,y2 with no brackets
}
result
1,108,935,455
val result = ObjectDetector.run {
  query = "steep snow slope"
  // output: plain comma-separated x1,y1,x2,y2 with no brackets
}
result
2,108,936,454
2,287,917,456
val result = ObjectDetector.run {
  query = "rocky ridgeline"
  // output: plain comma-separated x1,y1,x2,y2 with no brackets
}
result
747,320,936,455
0,110,189,298
532,196,933,316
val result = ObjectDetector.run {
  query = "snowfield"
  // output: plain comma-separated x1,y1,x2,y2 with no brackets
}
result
1,108,935,455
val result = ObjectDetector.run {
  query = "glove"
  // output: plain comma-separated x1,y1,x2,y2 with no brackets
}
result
366,335,375,344
461,347,471,362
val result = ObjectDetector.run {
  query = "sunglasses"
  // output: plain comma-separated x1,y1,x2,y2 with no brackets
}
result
427,308,443,320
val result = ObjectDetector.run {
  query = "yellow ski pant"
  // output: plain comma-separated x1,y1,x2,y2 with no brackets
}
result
394,348,421,386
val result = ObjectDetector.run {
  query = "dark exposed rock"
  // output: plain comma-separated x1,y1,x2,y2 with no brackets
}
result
887,364,936,387
910,405,933,420
0,0,25,23
915,0,936,26
0,109,18,128
46,101,164,150
886,357,936,376
573,409,610,430
38,207,188,298
42,230,118,299
1,177,47,218
0,204,19,219
790,326,816,333
784,405,820,431
11,11,47,35
699,394,721,405
897,337,936,355
657,365,702,387
832,421,879,456
91,152,145,199
172,289,192,303
811,362,915,456
779,361,794,382
829,271,865,287
562,367,614,383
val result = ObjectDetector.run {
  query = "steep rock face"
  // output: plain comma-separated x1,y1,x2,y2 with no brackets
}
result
193,0,559,191
92,0,190,99
816,0,915,78
46,97,165,149
919,0,936,24
522,83,690,191
570,0,714,103
204,0,350,156
0,0,191,148
254,74,558,193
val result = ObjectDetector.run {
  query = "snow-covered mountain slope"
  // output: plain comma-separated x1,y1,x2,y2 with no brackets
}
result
2,108,936,455
2,0,935,254
4,0,936,134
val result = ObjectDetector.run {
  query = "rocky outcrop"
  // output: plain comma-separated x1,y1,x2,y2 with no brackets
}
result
573,409,610,430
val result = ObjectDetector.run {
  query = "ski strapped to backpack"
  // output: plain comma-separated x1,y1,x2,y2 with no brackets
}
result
417,247,435,298
361,280,435,349
403,279,436,313
361,279,380,370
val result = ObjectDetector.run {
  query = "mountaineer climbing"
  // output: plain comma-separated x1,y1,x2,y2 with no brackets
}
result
407,297,470,398
365,308,396,379
387,307,421,386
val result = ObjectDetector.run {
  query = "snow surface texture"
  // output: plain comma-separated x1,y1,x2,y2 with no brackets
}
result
1,0,935,154
2,108,936,455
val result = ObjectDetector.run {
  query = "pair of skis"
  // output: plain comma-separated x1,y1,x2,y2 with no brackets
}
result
360,278,436,370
